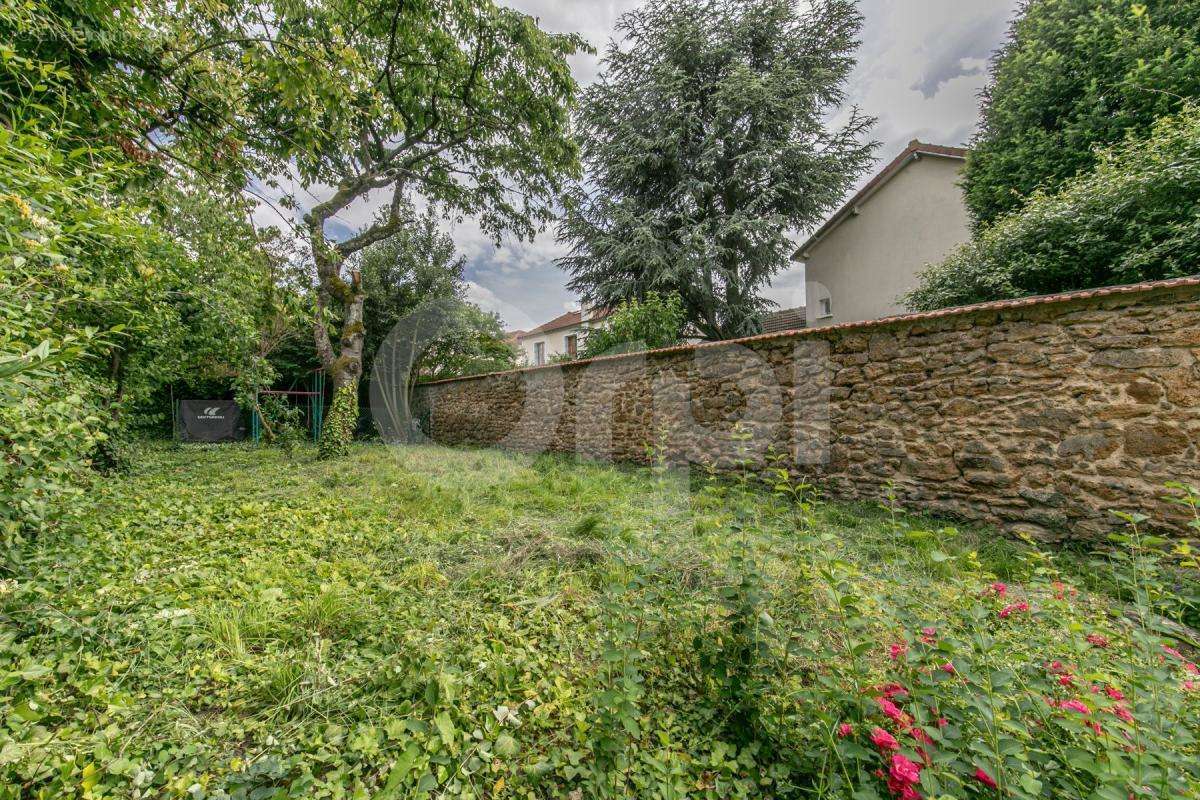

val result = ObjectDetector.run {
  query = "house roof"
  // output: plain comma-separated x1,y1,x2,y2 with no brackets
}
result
517,307,612,339
760,306,806,334
793,140,968,260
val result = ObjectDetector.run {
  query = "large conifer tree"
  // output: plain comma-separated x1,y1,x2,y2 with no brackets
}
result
558,0,874,340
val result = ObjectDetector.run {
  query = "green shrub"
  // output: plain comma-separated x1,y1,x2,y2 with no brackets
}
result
964,0,1200,226
0,126,146,542
258,395,306,455
582,292,686,358
907,106,1200,311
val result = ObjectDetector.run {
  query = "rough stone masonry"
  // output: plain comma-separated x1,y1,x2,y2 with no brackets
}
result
409,278,1200,541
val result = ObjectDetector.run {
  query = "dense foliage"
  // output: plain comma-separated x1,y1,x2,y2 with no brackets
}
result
1,445,1196,798
558,0,875,340
359,211,515,386
0,0,311,539
963,0,1200,226
906,106,1200,311
581,292,687,358
291,0,585,456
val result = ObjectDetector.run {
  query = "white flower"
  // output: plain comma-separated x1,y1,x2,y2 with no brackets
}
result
154,608,191,620
492,705,521,726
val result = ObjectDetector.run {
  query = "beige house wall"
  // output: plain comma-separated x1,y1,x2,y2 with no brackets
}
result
517,326,585,366
803,155,971,327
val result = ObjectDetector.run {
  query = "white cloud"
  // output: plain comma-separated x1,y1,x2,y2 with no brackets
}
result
466,280,538,331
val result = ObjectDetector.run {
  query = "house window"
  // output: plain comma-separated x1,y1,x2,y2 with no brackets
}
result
565,334,577,356
533,342,545,366
818,297,833,318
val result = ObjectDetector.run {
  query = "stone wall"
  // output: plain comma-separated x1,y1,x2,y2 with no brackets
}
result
410,278,1200,540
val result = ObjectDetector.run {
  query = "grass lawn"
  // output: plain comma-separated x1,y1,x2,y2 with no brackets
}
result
2,444,1197,799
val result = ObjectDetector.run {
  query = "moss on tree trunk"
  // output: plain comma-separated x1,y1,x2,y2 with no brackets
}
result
319,381,357,459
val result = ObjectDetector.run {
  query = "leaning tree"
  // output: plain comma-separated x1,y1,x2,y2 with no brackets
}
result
558,0,875,340
274,0,584,457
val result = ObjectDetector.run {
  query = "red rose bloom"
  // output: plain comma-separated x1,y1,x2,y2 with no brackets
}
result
973,767,998,789
871,727,899,751
998,601,1029,618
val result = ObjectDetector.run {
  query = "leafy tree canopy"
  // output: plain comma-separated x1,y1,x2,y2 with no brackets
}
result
906,105,1200,311
558,0,875,341
358,209,515,384
964,0,1200,226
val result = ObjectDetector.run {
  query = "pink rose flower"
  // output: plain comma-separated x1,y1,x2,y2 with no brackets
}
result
998,601,1029,618
837,722,853,737
1059,699,1090,715
973,767,998,789
871,726,899,752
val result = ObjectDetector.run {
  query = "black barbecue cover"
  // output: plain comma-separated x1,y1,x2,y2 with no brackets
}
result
178,400,245,442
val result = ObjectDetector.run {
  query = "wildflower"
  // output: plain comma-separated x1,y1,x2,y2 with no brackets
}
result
990,582,1007,597
890,754,921,783
920,627,937,644
837,723,853,738
1105,686,1124,701
871,727,899,752
1090,721,1103,735
887,753,923,799
876,697,911,727
936,717,948,728
910,726,933,745
1112,705,1134,724
1047,660,1067,674
1162,645,1186,661
889,642,908,661
940,662,955,674
973,767,998,789
998,601,1029,618
1184,680,1196,692
1053,581,1066,600
1059,699,1090,715
1058,674,1075,687
1186,662,1199,675
1086,633,1109,648
879,683,909,700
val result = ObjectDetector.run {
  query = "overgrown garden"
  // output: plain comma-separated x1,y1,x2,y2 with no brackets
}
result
1,444,1197,798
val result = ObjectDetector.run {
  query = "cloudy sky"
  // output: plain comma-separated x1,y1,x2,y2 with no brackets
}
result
259,0,1021,332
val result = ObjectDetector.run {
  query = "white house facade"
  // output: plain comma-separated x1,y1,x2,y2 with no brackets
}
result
514,305,611,366
795,140,972,327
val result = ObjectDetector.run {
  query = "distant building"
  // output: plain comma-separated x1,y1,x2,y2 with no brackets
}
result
795,141,971,327
760,306,806,334
515,305,611,366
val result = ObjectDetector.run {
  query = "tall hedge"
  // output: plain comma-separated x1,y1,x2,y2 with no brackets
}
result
905,106,1200,311
964,0,1200,226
